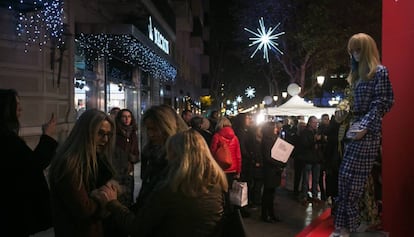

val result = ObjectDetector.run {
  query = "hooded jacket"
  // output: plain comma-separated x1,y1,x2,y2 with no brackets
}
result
210,126,242,174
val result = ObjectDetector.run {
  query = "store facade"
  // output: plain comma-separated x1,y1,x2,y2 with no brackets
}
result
0,0,209,146
74,18,177,122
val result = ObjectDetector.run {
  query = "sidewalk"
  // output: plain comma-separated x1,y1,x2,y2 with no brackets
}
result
242,188,329,237
33,163,329,237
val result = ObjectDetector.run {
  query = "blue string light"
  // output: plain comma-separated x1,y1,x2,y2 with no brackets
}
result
6,1,176,81
7,0,64,52
77,34,177,82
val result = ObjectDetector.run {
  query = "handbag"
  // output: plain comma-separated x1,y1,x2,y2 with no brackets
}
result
213,139,232,169
229,180,248,207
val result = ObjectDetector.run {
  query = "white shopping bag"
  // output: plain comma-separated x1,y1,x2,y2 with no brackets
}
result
229,181,248,207
271,138,294,163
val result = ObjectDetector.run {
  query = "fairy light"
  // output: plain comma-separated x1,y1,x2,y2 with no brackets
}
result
76,34,177,82
8,0,64,52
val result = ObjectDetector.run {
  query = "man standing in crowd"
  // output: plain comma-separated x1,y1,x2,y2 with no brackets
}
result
181,109,193,127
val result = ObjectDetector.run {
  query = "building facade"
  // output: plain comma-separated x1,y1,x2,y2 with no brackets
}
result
0,0,210,147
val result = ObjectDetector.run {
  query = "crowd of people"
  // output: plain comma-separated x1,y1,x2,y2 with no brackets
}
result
1,33,393,237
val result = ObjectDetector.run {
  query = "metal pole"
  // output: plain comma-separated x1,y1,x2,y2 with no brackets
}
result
104,56,108,113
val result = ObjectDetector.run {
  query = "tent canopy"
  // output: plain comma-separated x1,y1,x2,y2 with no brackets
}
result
265,95,335,118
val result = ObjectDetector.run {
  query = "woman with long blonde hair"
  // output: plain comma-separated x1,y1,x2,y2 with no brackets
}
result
49,109,116,237
347,33,381,83
96,129,228,237
165,129,228,197
331,33,394,237
136,105,188,207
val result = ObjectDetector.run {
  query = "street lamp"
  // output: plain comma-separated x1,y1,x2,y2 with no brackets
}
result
282,92,288,99
316,76,326,106
273,95,278,102
317,76,325,86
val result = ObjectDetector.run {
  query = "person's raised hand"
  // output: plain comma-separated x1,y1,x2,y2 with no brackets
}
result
42,113,56,137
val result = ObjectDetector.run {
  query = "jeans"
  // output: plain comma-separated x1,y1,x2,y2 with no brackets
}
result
302,163,321,199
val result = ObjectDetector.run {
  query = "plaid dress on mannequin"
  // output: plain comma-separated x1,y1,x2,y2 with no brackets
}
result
334,65,394,232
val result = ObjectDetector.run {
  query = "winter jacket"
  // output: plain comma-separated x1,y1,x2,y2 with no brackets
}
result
113,126,140,207
298,128,323,164
261,132,284,189
2,131,57,236
234,126,255,181
50,156,114,237
136,143,167,208
107,184,225,237
210,127,242,174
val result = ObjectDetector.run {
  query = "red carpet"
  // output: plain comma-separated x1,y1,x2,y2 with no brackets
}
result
296,208,334,237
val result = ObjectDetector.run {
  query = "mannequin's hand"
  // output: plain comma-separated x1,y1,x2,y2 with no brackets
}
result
334,110,348,123
353,129,367,140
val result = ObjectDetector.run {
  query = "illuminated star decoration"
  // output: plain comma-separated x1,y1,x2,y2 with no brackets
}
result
236,95,243,103
245,86,256,99
244,17,285,63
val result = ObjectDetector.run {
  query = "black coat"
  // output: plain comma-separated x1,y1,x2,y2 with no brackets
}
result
2,131,58,236
108,184,225,237
261,135,284,189
234,127,255,181
298,128,323,164
136,143,167,207
251,137,264,179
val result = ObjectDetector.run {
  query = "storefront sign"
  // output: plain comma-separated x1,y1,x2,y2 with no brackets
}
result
148,16,170,55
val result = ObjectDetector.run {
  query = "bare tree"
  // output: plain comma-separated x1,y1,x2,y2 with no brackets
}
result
228,0,381,98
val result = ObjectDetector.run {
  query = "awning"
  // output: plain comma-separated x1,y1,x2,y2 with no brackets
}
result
266,95,336,118
75,23,177,82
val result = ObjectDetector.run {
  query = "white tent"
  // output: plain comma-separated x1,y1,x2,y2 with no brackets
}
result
265,95,336,118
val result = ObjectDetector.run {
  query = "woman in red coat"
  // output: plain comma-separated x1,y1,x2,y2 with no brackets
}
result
210,117,242,187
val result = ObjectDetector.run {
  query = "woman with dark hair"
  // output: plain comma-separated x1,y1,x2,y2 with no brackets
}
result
113,108,140,207
260,121,284,223
299,116,323,205
0,89,58,236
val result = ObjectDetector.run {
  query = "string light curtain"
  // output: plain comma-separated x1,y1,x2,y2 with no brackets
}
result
5,0,65,52
76,33,177,82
